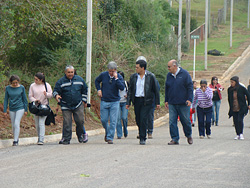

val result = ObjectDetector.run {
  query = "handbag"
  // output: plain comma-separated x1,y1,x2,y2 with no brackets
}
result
44,82,56,125
28,101,51,116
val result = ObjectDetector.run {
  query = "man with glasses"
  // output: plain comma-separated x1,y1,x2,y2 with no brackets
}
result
95,61,124,144
165,59,193,145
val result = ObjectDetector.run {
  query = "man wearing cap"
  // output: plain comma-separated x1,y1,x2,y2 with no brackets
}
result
53,65,88,145
95,61,125,144
165,59,193,145
126,56,160,145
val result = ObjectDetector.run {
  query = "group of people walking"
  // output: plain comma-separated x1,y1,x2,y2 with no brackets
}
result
3,57,250,146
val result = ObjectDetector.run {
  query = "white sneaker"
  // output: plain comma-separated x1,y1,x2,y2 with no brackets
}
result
207,135,211,139
200,136,204,139
239,134,244,140
234,135,239,140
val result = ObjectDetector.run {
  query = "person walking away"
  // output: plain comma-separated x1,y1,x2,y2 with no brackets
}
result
126,56,160,145
53,65,88,145
165,59,193,145
228,76,250,140
147,79,160,139
3,75,28,146
192,80,213,139
29,72,53,145
209,76,224,126
191,80,198,127
116,71,129,139
95,61,124,144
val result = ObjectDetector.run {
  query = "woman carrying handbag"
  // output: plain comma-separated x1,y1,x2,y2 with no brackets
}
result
29,72,53,145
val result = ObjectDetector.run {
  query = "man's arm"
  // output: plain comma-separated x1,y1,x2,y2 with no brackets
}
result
81,78,88,104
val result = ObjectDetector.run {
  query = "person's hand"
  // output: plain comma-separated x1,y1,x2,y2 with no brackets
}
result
24,112,28,116
156,105,161,110
113,71,118,79
36,100,41,104
124,94,127,98
98,90,102,98
126,105,130,109
248,105,250,110
84,102,87,108
43,91,47,96
186,100,191,106
3,112,7,117
165,102,169,109
55,95,62,103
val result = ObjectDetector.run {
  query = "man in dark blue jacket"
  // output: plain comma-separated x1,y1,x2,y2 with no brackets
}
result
165,59,193,145
53,65,88,145
95,61,124,144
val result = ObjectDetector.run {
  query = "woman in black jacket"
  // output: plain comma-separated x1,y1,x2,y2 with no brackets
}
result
228,76,250,140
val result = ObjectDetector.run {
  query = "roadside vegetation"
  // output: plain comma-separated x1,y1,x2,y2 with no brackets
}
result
1,0,250,138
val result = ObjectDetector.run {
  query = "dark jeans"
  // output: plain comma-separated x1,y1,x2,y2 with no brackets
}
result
232,112,244,135
134,97,153,141
197,106,212,136
147,106,155,134
62,103,85,141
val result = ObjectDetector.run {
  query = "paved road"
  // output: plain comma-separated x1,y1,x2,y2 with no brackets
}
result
1,54,250,188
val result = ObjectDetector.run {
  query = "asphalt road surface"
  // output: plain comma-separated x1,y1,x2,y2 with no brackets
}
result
1,55,250,188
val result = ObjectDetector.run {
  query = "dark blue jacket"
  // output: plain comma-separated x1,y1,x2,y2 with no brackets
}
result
53,75,88,110
165,67,193,105
95,71,124,102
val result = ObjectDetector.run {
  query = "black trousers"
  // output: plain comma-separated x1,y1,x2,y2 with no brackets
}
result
232,111,244,135
134,97,153,141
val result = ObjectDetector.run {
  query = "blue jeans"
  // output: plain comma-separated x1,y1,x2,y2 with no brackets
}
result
169,104,192,142
197,106,212,136
212,100,221,124
116,102,128,138
101,101,120,141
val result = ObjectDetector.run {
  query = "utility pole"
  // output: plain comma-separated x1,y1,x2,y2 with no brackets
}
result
169,0,172,7
178,0,182,64
208,0,211,37
248,0,250,28
186,0,191,44
230,0,233,48
205,0,208,70
86,0,92,107
224,0,227,23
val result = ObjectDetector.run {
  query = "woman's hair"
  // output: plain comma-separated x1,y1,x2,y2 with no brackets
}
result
35,72,45,83
211,76,218,85
118,71,125,79
200,79,207,85
9,75,20,83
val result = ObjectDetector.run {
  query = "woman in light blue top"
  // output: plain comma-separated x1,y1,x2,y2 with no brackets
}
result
3,75,28,146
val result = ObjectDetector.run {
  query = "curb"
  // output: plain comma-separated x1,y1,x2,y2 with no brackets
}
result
0,114,169,149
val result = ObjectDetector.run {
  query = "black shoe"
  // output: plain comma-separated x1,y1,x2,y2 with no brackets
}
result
107,140,113,144
187,137,193,145
13,141,18,146
117,137,121,139
140,140,146,145
59,139,70,145
192,123,195,127
59,138,64,144
78,135,84,143
168,140,179,145
62,141,70,145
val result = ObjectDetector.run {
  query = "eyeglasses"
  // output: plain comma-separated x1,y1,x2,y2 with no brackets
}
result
109,78,113,84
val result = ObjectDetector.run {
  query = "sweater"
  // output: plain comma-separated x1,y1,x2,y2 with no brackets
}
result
192,87,213,108
165,67,193,105
4,85,28,112
29,82,53,105
95,71,124,102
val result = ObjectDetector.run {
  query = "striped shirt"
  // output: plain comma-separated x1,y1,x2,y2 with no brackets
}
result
192,87,213,108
